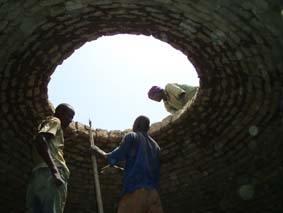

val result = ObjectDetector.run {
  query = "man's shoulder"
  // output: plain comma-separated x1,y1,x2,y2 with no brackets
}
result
124,131,136,137
165,83,176,88
149,136,161,150
38,116,61,132
123,132,136,142
166,83,197,88
44,116,60,122
125,132,146,143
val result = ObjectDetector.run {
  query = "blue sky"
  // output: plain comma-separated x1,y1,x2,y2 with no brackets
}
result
48,34,199,130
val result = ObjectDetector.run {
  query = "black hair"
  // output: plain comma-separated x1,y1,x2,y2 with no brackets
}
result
55,103,75,115
133,115,150,132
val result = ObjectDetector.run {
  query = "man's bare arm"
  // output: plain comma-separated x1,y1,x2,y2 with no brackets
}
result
34,133,64,186
90,145,107,159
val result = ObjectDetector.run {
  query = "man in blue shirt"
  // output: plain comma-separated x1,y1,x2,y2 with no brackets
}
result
91,115,163,213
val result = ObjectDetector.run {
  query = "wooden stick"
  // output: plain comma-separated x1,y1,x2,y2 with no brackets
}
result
89,119,104,213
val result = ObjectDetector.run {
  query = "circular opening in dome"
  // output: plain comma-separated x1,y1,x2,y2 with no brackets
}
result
48,34,199,130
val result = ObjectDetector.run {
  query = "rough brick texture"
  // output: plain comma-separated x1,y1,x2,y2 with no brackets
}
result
0,0,283,212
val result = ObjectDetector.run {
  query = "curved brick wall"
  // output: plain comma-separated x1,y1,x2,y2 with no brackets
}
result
0,1,283,212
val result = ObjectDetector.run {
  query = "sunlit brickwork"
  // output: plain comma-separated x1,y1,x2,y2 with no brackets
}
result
0,0,283,212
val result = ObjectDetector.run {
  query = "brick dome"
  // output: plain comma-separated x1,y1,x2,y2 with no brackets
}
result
0,1,283,212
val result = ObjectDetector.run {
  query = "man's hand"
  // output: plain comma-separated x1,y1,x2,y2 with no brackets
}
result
52,171,65,187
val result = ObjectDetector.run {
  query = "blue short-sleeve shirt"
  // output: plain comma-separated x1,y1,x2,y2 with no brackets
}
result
107,132,161,195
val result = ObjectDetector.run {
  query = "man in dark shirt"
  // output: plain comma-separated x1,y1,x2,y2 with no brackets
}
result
91,115,163,213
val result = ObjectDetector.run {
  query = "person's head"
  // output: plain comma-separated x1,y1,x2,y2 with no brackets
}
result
54,103,75,129
147,86,166,102
132,115,150,133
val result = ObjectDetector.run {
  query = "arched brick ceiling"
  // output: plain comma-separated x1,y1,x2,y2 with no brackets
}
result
0,1,283,212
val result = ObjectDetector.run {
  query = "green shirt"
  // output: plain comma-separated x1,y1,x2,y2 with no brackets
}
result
164,83,198,113
32,116,70,177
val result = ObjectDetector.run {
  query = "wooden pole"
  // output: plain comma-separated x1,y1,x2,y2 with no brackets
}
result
89,120,104,213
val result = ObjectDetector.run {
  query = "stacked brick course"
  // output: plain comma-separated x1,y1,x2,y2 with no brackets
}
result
0,0,283,212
